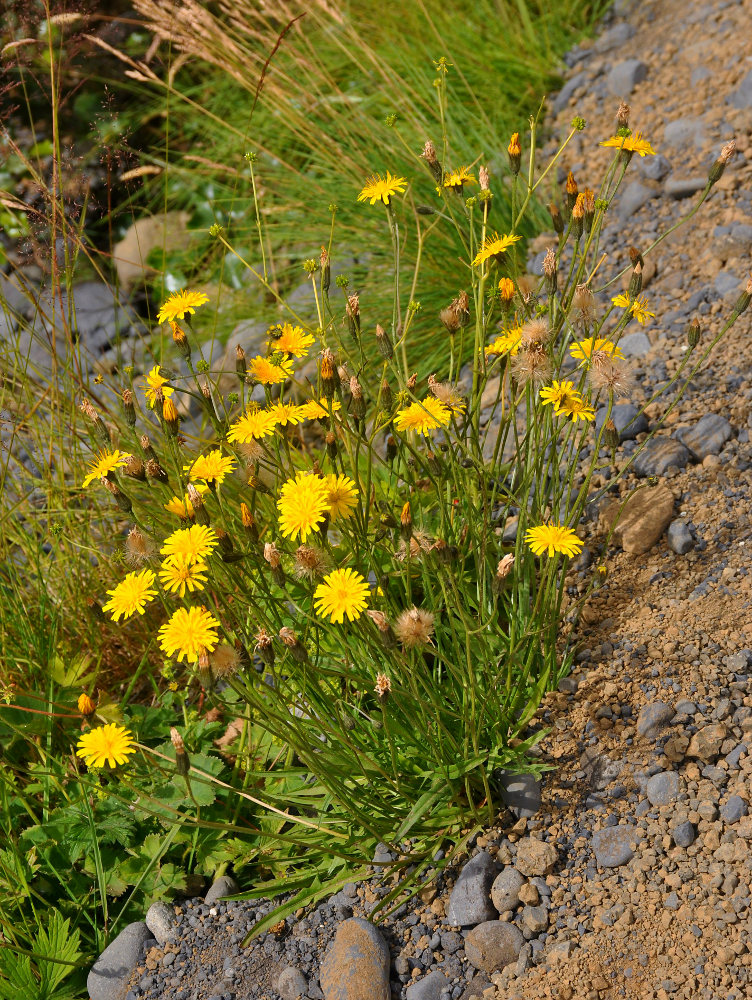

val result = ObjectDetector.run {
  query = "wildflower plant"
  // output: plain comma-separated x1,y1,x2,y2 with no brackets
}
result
73,81,749,905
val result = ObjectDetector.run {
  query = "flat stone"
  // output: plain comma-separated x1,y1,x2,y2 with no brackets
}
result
663,117,706,149
687,723,728,761
514,838,557,877
714,270,742,299
320,919,389,1000
646,770,681,806
618,331,652,357
595,402,648,441
640,154,672,181
664,177,707,198
145,900,178,946
277,966,309,1000
607,58,647,96
446,850,498,926
594,22,635,52
465,921,525,974
500,771,541,819
522,904,548,933
458,976,492,1000
633,438,690,477
637,701,675,738
87,922,151,1000
553,71,587,113
676,413,733,461
727,68,752,109
204,874,239,905
667,520,694,554
546,939,577,965
491,868,526,914
592,825,636,868
113,212,191,291
406,970,448,1000
600,484,674,554
617,181,656,220
720,795,747,824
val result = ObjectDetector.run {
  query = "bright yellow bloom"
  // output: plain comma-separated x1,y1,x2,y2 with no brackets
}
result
540,380,578,411
161,524,218,565
184,450,236,487
611,293,655,325
443,166,476,190
600,131,656,157
156,289,210,324
102,569,157,623
158,606,220,663
246,355,294,385
357,171,407,206
227,407,278,444
393,397,451,435
81,449,131,488
158,555,208,599
164,484,209,519
558,395,596,423
143,365,175,408
268,323,315,358
498,277,516,302
525,523,583,558
325,474,359,522
268,401,305,427
485,328,522,358
313,568,370,624
76,723,136,768
570,337,625,362
77,693,96,716
297,398,342,421
277,472,330,542
472,231,522,268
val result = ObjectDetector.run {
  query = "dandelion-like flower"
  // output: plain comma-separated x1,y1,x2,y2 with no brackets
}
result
143,365,175,408
268,323,316,358
570,337,625,363
184,450,236,487
600,131,656,157
277,472,330,542
76,723,136,768
246,355,294,385
156,289,210,324
472,231,522,268
102,569,157,622
297,398,341,421
443,166,476,192
158,606,220,663
394,607,435,648
164,484,209,519
540,380,578,412
611,293,654,325
313,568,370,624
227,407,278,444
161,524,218,565
357,171,407,206
158,555,208,599
81,449,131,488
524,523,583,558
485,328,522,358
558,395,596,423
393,397,451,435
268,401,305,427
324,474,359,522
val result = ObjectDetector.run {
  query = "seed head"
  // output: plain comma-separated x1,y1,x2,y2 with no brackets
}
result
588,356,634,398
395,607,435,649
479,165,490,191
374,673,392,703
520,318,551,348
263,541,281,570
496,553,515,579
254,628,275,665
294,544,328,579
210,643,241,678
510,345,553,389
572,283,596,327
125,526,154,565
616,102,630,129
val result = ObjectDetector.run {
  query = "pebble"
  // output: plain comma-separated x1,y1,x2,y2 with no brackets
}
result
617,181,656,220
319,919,390,1000
445,851,498,926
278,966,309,1000
464,921,525,974
405,970,448,1000
667,519,694,554
637,701,675,738
500,772,541,819
632,438,690,477
145,901,178,947
606,58,648,96
491,868,526,914
646,770,681,806
720,795,747,824
727,67,752,109
686,723,728,761
676,414,733,461
663,116,706,148
591,825,636,868
664,176,707,198
514,838,558,877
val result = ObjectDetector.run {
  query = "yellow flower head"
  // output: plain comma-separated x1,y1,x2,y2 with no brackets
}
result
268,323,315,358
184,450,236,487
156,289,210,325
143,365,175,409
161,524,218,565
443,166,476,191
158,605,220,663
393,397,451,435
600,131,656,157
277,472,330,542
268,401,305,427
158,554,208,599
472,231,522,268
539,380,578,411
246,355,294,385
164,484,209,519
81,449,131,489
485,328,522,358
611,294,655,325
313,567,370,624
558,394,596,423
525,523,583,558
78,692,96,716
76,723,136,768
297,398,341,421
102,568,157,622
357,171,407,206
570,337,625,363
227,407,279,444
325,474,359,522
498,277,516,303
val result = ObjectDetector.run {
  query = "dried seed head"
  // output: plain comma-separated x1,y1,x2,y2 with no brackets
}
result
122,388,136,426
588,356,634,398
616,102,630,129
440,305,461,333
479,165,490,191
346,292,360,320
170,727,186,754
367,609,391,632
374,673,392,703
572,283,596,327
520,318,551,348
254,628,275,665
421,140,438,165
263,542,281,569
510,346,553,389
210,643,241,678
125,455,145,481
350,375,363,399
720,138,737,164
496,553,515,579
125,526,154,565
237,439,265,464
279,626,308,662
395,607,435,648
102,477,132,512
542,248,557,278
406,372,417,392
294,544,328,579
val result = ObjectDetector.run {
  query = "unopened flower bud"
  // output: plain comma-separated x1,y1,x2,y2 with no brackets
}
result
187,482,210,526
375,323,393,359
346,292,360,342
264,541,285,586
730,275,752,320
542,248,557,295
78,693,96,716
320,349,337,400
320,246,331,294
87,597,106,621
549,202,564,235
350,376,366,419
498,277,515,304
400,500,412,541
507,132,521,175
366,610,396,648
709,138,736,185
628,262,643,300
235,344,246,381
171,321,191,360
571,192,585,240
380,379,393,411
163,396,180,436
240,501,259,542
122,388,136,427
386,435,398,463
125,455,146,481
170,727,190,776
80,399,110,446
140,434,158,464
565,171,579,211
102,476,132,512
604,418,620,450
583,188,596,232
686,317,701,350
326,431,337,460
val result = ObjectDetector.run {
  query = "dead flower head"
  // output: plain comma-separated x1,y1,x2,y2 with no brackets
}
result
588,356,634,398
294,545,329,579
572,283,596,327
520,318,551,348
125,526,155,565
395,607,435,648
374,673,392,703
510,345,553,389
210,643,242,678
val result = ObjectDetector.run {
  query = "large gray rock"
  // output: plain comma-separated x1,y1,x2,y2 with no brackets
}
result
637,701,675,738
618,331,652,357
500,771,541,819
646,770,681,807
633,438,690,476
145,900,178,946
676,414,733,461
594,22,635,52
553,72,587,113
491,868,526,914
465,921,524,974
607,59,647,96
664,176,707,199
204,874,239,905
278,966,309,1000
727,69,752,109
663,117,706,149
320,919,390,1000
592,825,636,868
639,154,672,181
87,921,151,1000
406,970,449,1000
595,402,648,442
617,181,655,220
446,850,498,926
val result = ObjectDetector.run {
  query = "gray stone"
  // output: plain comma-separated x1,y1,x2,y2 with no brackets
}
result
446,850,498,926
465,921,525,974
320,919,389,1000
500,771,541,819
664,177,707,199
720,795,747,824
406,970,448,1000
458,976,492,1000
595,402,648,441
691,66,712,86
633,438,690,477
580,748,624,791
594,22,635,52
553,72,587,113
618,331,652,357
607,59,647,97
278,966,309,1000
145,900,178,946
646,770,681,807
204,874,239,905
727,69,752,109
663,118,706,149
491,868,526,914
617,181,655,220
637,701,675,738
672,821,696,848
372,842,395,865
592,825,636,868
676,414,733,461
714,271,742,299
522,904,548,933
667,520,694,554
87,922,151,1000
640,154,672,181
546,939,577,965
514,838,557,877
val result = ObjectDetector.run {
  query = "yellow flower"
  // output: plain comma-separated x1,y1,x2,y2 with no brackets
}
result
102,569,157,623
540,380,578,411
158,555,208,599
156,289,210,324
158,606,220,663
297,398,341,421
611,294,655,325
184,450,236,487
570,337,625,363
472,231,522,268
558,395,596,423
77,693,96,716
600,131,656,157
277,472,330,542
498,277,516,302
443,166,476,191
268,323,315,358
161,524,218,565
485,328,522,358
357,171,407,206
143,365,175,408
164,484,209,519
227,407,278,444
325,474,359,522
268,401,305,427
394,397,451,435
81,449,131,489
246,355,294,385
76,723,136,768
524,523,583,558
313,567,370,624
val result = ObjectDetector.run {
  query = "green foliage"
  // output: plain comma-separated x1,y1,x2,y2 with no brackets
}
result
0,911,83,1000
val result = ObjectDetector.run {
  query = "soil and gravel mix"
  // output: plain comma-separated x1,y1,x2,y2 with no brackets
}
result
86,0,752,997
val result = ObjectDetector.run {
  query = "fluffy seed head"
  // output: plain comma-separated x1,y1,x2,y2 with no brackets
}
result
294,544,328,579
374,673,391,702
510,345,553,389
520,319,551,348
395,607,435,648
125,526,154,565
588,357,634,398
210,643,241,678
